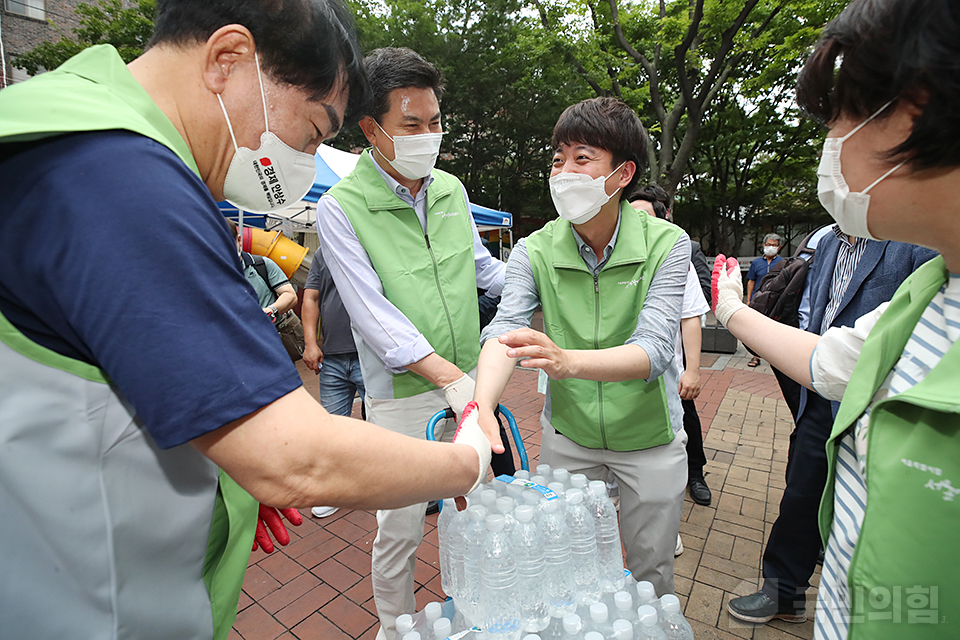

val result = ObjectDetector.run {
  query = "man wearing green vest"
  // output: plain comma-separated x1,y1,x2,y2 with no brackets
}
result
316,48,505,640
0,3,492,639
474,97,691,596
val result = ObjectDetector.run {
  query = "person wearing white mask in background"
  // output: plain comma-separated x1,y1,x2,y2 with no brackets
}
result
316,47,505,640
712,1,960,637
472,97,691,596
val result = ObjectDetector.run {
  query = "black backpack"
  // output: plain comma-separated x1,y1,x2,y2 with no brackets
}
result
748,230,819,328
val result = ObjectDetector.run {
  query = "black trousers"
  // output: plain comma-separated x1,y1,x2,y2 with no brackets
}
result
682,398,707,479
760,391,833,606
772,365,802,424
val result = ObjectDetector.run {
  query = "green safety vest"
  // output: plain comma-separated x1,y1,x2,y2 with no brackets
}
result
821,255,960,639
526,202,683,451
0,45,256,640
326,150,481,398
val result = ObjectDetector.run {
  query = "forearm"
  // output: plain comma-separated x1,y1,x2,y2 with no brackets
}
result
680,317,702,371
192,387,478,510
566,343,651,382
746,280,755,302
273,289,298,314
301,293,321,349
474,338,519,411
726,307,819,387
405,352,465,388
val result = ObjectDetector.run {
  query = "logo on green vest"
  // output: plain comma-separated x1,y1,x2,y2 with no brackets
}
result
618,278,642,287
434,211,460,218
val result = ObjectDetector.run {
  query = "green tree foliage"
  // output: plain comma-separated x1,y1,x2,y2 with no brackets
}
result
527,0,845,220
14,0,156,74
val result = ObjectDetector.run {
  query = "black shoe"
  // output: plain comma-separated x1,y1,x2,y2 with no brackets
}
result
727,592,806,624
425,500,440,516
688,476,712,506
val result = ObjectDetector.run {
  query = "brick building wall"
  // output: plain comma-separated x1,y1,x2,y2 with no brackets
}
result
1,0,82,86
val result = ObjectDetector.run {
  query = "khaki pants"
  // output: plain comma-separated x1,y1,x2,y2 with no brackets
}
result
367,388,457,640
540,414,688,596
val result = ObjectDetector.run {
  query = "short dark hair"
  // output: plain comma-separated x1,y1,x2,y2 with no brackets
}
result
363,48,445,123
797,0,960,170
552,97,647,200
148,0,370,124
627,188,669,219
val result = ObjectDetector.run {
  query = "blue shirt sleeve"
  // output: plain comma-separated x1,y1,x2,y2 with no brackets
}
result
0,131,301,449
746,257,761,282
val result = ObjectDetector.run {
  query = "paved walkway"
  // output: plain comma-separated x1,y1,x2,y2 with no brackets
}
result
229,350,820,640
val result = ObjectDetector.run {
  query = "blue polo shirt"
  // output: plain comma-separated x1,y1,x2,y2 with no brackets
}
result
746,255,783,300
0,130,302,449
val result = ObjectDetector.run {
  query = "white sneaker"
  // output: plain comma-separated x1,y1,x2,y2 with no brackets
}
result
674,534,684,557
311,506,339,518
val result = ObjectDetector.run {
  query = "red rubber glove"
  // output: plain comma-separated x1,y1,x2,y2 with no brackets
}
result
252,504,304,553
711,254,745,325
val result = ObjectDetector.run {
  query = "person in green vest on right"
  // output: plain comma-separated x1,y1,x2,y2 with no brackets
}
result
473,97,691,596
711,1,960,637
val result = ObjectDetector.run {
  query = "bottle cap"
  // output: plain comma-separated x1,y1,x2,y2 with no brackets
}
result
590,602,608,622
433,618,452,639
396,614,415,634
588,480,607,497
514,470,531,480
660,593,680,614
570,473,588,488
562,614,581,634
485,513,506,532
548,482,565,497
584,632,604,640
424,601,442,622
481,489,497,507
514,505,535,522
636,581,656,604
496,496,516,515
536,463,552,477
636,605,658,626
614,591,632,610
541,499,559,514
402,632,421,640
612,619,633,640
566,488,584,505
467,505,488,521
553,468,570,485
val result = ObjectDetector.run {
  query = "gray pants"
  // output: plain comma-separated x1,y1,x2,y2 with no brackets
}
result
540,414,688,596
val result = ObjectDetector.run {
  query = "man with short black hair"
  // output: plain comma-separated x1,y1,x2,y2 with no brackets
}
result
474,97,690,595
316,47,505,640
0,4,491,638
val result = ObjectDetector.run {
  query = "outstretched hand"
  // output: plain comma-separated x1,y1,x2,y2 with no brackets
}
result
253,504,303,554
498,328,573,380
711,255,746,326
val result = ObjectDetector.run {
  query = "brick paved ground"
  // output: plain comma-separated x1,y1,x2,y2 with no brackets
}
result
230,350,819,640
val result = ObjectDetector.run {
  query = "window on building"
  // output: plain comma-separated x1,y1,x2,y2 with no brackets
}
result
5,0,45,20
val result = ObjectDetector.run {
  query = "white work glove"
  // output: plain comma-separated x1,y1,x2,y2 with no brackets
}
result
442,373,476,420
452,401,493,495
711,255,747,326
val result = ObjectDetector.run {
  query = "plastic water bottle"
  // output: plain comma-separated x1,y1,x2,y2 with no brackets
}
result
657,595,693,640
433,617,452,640
635,606,666,640
540,499,577,618
586,603,614,640
438,499,466,598
458,505,488,626
548,483,567,503
635,582,660,618
564,489,601,605
612,592,637,627
560,614,582,640
480,514,522,640
611,619,633,640
541,615,565,640
587,481,625,594
397,615,416,637
512,505,550,633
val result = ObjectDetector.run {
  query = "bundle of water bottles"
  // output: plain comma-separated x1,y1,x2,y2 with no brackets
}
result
414,465,695,640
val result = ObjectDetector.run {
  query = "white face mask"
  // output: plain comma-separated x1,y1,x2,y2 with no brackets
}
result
763,245,779,258
549,162,625,225
217,53,317,214
375,120,444,180
817,100,904,240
